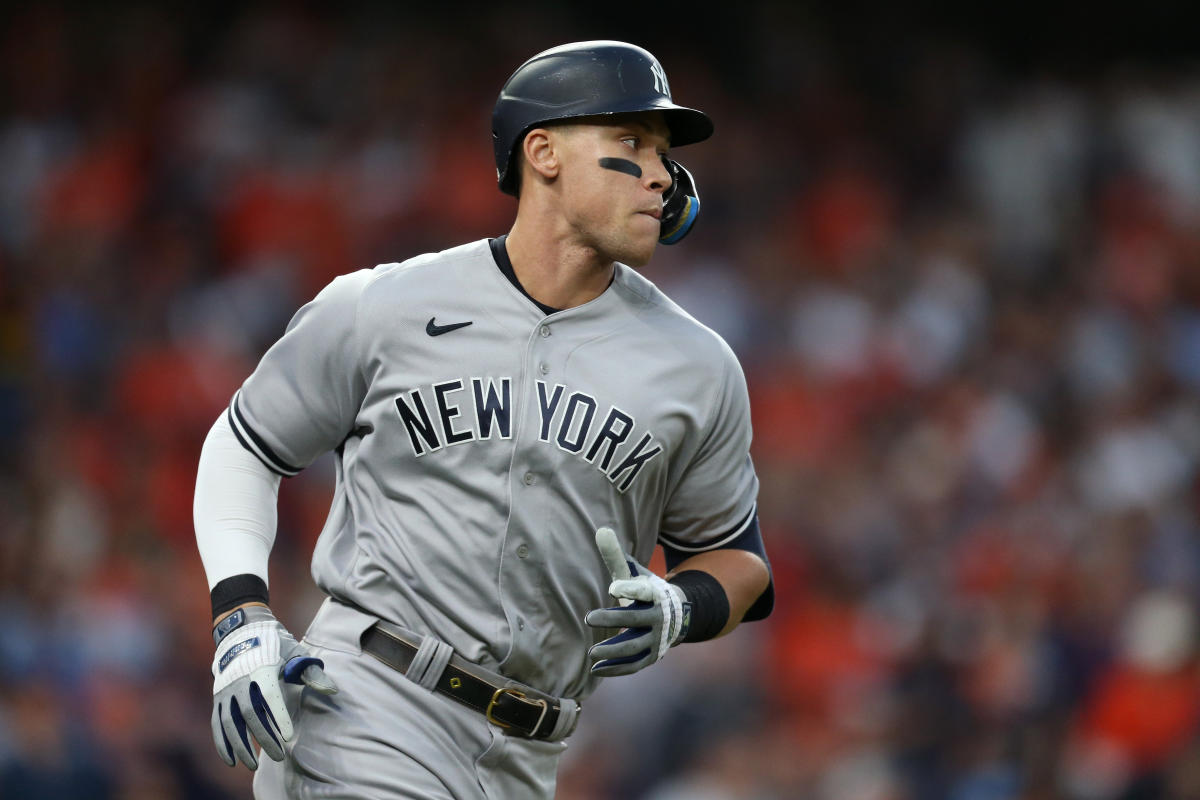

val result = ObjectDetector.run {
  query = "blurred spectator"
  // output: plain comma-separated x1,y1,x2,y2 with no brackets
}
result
2,4,1199,799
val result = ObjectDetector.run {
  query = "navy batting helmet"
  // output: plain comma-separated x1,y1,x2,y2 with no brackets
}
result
492,40,714,196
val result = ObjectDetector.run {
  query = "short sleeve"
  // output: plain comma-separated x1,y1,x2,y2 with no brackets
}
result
658,346,759,551
228,270,372,476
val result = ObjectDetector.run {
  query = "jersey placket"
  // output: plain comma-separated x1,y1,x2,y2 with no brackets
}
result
497,317,562,679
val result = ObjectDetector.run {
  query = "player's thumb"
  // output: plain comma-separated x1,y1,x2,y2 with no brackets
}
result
595,527,633,581
282,655,339,694
300,663,338,695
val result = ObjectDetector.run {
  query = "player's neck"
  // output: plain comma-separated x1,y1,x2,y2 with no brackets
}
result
506,217,615,311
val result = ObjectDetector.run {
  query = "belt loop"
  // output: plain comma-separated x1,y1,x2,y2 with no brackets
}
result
545,698,580,741
407,635,454,691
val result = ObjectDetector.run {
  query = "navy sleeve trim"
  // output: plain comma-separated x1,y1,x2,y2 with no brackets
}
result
663,513,766,569
658,505,757,553
228,390,303,477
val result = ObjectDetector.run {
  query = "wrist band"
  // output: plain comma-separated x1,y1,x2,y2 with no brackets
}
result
210,573,269,620
668,570,729,643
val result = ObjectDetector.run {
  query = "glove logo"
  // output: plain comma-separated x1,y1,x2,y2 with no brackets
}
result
218,637,260,673
213,609,246,645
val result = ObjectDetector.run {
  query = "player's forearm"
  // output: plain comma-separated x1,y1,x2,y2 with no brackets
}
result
194,413,281,622
666,549,770,638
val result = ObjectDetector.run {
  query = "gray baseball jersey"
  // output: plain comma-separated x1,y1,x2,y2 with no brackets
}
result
229,238,758,700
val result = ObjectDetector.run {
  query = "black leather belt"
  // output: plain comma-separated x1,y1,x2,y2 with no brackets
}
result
360,623,568,740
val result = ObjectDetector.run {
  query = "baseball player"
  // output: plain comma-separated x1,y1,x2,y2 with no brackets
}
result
194,40,773,799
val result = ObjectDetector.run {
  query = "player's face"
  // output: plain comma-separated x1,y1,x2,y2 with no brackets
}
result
555,112,673,268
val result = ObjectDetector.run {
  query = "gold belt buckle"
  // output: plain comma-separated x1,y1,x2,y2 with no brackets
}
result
485,687,524,728
486,687,550,736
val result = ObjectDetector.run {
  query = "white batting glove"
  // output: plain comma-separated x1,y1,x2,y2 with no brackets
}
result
585,527,691,677
210,605,337,770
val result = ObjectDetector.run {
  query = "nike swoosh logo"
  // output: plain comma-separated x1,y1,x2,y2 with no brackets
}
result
426,317,473,336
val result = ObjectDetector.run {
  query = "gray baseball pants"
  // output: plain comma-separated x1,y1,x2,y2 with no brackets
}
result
253,598,567,799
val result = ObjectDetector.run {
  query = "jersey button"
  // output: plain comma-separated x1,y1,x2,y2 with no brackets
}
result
517,544,530,559
538,362,550,375
523,472,536,485
540,325,551,338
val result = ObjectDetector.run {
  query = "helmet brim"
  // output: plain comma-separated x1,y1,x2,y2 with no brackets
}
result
588,104,714,148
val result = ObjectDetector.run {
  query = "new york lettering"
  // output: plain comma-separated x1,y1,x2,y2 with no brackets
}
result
394,378,662,492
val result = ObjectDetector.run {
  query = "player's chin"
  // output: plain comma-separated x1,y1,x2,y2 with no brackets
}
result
620,221,660,267
622,242,657,268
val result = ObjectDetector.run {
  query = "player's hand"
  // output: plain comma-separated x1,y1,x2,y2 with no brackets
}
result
210,605,338,770
585,527,690,677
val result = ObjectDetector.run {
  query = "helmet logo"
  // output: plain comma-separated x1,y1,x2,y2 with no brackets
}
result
650,61,670,97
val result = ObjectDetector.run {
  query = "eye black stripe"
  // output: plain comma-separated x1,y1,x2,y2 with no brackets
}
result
598,157,642,178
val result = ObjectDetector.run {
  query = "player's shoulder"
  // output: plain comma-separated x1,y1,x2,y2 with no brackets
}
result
611,265,742,373
323,239,490,310
362,239,490,290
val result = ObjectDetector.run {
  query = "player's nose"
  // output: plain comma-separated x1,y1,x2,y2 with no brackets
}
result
645,156,672,194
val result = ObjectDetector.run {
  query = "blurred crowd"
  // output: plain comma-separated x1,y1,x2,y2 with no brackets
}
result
1,4,1198,799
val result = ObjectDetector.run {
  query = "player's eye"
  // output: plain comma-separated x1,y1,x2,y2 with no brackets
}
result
621,136,638,150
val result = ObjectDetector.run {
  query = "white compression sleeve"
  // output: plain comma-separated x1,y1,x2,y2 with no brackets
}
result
194,412,280,590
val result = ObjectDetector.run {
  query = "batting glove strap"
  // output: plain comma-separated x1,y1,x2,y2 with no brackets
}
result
212,604,273,646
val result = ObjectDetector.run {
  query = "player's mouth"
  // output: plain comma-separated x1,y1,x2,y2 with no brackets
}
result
638,208,662,221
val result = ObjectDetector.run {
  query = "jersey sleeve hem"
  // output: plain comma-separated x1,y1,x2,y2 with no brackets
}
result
657,504,757,553
228,390,303,477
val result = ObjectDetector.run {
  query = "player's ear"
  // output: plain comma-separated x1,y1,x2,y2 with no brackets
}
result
522,128,561,185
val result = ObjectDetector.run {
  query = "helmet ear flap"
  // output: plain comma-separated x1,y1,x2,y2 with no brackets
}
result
659,158,700,245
